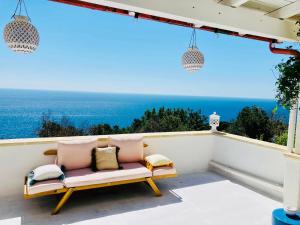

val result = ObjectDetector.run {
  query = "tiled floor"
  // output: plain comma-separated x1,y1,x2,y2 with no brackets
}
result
0,172,280,225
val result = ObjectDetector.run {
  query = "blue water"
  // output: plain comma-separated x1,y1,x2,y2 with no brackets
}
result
0,89,288,139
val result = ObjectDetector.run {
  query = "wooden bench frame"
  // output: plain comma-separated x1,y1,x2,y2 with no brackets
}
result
24,145,176,215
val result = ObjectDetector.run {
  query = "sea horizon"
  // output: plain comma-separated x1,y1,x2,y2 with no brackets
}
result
0,88,288,140
0,88,276,101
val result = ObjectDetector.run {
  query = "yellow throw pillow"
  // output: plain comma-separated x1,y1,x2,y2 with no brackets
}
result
91,147,120,171
145,154,173,167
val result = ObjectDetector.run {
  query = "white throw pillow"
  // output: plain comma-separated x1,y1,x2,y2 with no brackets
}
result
28,164,64,186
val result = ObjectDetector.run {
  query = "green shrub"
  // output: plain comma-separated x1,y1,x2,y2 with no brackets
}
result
37,106,287,146
275,57,300,110
226,106,287,142
37,114,84,137
275,131,288,146
37,108,209,137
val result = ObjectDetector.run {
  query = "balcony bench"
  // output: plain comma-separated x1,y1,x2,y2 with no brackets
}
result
24,138,176,215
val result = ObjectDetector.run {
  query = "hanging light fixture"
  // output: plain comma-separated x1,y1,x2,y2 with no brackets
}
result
3,0,39,54
182,28,204,72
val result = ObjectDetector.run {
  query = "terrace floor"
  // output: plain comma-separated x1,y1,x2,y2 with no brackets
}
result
0,171,280,225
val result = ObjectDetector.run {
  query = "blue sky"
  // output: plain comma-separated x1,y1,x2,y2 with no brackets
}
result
0,0,298,99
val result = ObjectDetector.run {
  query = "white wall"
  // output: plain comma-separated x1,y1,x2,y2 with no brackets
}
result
144,134,214,173
212,134,285,185
0,143,57,197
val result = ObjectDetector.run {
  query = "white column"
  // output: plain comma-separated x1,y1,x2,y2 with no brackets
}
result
295,98,300,154
287,103,297,152
283,155,300,210
283,89,300,211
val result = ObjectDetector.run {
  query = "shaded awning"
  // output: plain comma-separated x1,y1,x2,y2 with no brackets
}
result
51,0,299,42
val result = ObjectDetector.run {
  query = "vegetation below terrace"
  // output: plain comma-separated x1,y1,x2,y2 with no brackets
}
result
37,106,288,145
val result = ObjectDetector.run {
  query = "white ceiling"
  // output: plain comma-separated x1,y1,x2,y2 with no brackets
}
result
53,0,300,42
220,0,300,21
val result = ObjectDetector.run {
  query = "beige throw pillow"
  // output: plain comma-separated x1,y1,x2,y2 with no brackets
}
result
91,147,120,171
145,154,173,167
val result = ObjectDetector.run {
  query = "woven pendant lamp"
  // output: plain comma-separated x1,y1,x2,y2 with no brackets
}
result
182,29,204,72
3,0,39,54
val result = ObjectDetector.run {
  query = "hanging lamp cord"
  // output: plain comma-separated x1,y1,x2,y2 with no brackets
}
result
12,0,31,21
188,28,198,49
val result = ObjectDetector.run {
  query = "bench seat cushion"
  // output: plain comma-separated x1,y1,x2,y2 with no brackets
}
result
27,179,64,195
152,166,177,177
64,162,152,188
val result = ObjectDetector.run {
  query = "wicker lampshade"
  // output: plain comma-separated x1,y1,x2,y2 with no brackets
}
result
4,15,39,54
182,29,204,72
182,47,204,72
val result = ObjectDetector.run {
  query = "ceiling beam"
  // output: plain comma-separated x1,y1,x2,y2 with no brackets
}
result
269,1,300,19
53,0,299,42
221,0,249,8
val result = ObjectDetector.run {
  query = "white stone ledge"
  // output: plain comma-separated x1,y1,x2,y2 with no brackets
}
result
0,131,288,153
213,132,287,152
0,131,212,147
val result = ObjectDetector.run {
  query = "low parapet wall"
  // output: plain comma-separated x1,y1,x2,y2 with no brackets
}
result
212,132,286,186
0,131,286,197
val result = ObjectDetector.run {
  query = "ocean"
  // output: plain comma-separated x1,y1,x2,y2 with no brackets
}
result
0,89,288,139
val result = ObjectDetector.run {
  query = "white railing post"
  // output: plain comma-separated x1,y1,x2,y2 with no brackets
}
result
295,96,300,154
287,103,297,152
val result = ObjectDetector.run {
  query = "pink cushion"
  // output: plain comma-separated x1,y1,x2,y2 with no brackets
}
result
27,179,64,195
152,166,177,177
57,139,98,171
64,162,152,188
108,135,144,163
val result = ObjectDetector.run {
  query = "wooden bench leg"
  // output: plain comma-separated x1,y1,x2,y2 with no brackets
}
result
52,188,74,215
146,178,162,197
